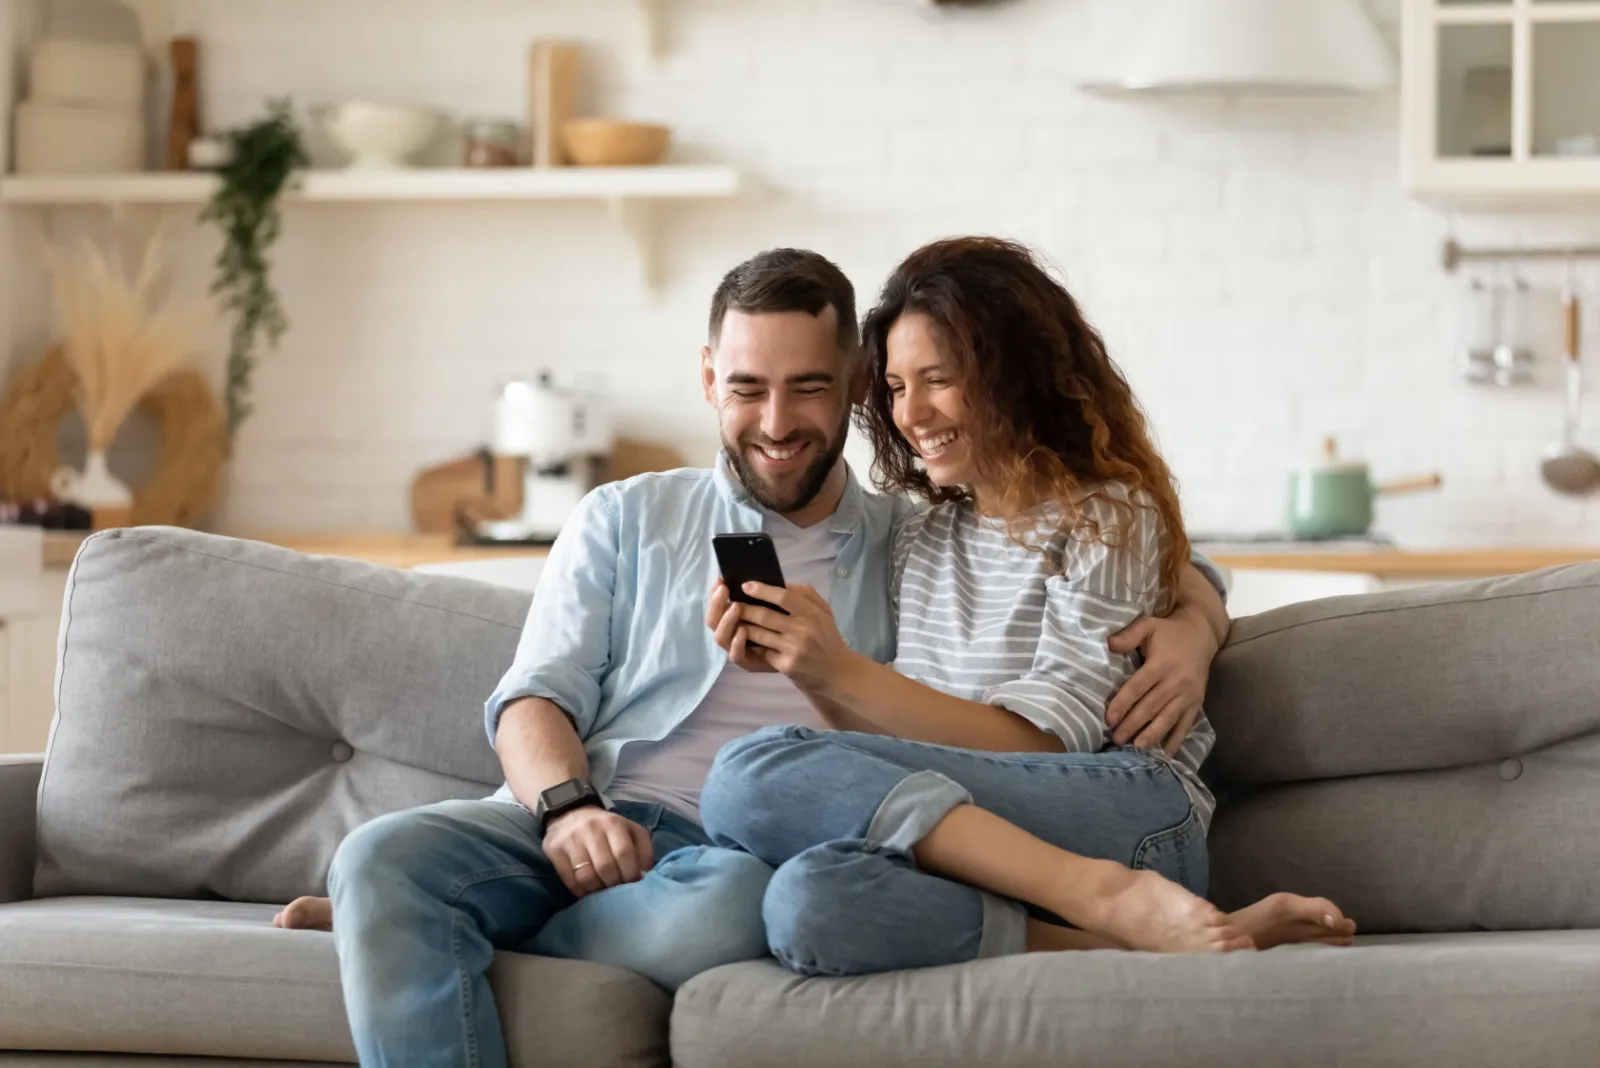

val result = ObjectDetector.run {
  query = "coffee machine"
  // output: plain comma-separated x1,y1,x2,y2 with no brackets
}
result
472,373,612,544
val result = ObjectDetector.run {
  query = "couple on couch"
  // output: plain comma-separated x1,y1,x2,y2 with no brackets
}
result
277,238,1354,1066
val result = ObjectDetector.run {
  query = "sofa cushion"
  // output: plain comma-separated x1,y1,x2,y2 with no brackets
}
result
36,528,533,903
1203,563,1600,933
1206,562,1600,785
1208,733,1600,930
674,932,1600,1068
0,897,670,1067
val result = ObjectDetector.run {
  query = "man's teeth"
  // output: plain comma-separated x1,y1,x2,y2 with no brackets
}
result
919,430,958,456
759,444,802,461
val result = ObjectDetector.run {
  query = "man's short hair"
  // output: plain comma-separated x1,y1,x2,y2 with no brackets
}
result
708,249,861,375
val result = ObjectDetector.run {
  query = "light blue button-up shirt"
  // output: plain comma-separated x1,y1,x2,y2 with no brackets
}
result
484,457,1225,808
485,457,915,803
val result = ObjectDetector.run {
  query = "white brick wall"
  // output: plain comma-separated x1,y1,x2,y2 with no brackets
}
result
20,0,1600,545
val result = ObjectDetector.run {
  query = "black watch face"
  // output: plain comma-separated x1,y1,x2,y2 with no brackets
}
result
545,779,587,809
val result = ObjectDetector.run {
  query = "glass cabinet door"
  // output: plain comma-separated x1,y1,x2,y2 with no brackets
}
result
1437,22,1514,158
1532,21,1600,158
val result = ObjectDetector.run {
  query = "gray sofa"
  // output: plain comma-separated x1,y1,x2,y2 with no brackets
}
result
3,526,1599,1068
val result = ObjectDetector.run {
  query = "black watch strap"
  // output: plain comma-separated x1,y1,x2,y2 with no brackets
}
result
535,777,603,835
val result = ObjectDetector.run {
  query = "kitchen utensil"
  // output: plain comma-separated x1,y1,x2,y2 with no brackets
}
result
15,101,144,174
1460,271,1534,386
1286,437,1442,539
560,119,671,167
315,101,441,169
1540,274,1600,495
29,39,143,108
166,37,199,170
529,40,583,167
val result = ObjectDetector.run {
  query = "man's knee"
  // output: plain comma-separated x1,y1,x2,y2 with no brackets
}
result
328,806,458,903
629,847,774,989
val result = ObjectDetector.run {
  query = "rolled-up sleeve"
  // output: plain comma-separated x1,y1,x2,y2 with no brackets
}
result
1188,548,1228,603
483,485,619,745
983,515,1162,753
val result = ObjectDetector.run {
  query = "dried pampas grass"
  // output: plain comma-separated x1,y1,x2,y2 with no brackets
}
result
41,222,213,452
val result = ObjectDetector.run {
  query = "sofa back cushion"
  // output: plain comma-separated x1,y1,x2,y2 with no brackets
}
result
1205,563,1600,932
35,528,530,903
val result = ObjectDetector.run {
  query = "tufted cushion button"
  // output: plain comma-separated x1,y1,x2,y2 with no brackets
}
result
331,741,354,764
1498,757,1522,781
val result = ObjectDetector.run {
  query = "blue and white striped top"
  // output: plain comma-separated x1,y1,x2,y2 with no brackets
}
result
891,485,1217,829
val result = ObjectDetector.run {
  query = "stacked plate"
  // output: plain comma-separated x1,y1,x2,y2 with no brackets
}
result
15,39,146,174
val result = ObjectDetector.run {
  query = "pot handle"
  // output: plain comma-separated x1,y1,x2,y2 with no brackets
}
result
1374,474,1443,496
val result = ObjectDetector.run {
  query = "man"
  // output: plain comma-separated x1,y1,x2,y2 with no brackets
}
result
278,248,1229,1067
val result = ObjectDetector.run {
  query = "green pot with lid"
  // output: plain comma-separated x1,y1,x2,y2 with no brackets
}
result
1287,437,1442,539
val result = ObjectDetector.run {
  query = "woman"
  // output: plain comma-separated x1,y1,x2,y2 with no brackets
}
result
699,236,1354,975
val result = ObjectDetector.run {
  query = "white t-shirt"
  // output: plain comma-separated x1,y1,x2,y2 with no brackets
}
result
606,512,848,821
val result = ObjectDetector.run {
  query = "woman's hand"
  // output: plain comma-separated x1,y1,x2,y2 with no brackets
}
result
706,579,779,673
729,581,859,694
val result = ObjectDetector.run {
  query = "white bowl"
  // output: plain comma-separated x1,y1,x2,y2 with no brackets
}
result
317,101,441,170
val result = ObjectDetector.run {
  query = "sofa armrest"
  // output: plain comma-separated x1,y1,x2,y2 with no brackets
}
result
0,754,43,904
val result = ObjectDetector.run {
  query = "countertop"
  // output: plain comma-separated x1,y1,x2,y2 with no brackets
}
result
38,530,1600,579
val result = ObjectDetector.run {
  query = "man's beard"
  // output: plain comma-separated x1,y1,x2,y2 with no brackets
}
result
724,413,850,515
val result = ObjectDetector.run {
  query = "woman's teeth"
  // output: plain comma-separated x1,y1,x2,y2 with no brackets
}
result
919,430,958,458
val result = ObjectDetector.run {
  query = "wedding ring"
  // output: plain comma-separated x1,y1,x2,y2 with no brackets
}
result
573,861,592,871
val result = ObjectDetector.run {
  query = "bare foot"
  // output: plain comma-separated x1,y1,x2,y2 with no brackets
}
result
274,895,333,931
1230,892,1356,949
1067,862,1255,953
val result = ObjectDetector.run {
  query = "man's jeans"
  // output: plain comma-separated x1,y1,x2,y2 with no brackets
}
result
327,798,772,1068
699,726,1207,977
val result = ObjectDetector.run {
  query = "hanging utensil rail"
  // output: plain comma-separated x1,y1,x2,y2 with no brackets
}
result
1443,238,1600,273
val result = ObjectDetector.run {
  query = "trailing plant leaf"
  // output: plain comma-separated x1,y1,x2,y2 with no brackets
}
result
200,97,308,448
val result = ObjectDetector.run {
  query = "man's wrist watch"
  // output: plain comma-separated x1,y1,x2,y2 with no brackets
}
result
534,778,603,835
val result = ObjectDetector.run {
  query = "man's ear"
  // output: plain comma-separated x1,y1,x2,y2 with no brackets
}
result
701,345,716,406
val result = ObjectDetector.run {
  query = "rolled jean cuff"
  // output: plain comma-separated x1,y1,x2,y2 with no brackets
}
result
864,770,972,855
977,891,1028,959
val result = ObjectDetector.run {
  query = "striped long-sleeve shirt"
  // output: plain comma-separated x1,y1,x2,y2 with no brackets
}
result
891,486,1217,829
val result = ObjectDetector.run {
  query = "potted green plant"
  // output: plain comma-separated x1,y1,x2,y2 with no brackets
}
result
200,97,309,449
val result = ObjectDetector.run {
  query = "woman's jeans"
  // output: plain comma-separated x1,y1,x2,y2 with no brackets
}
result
699,725,1207,977
327,798,773,1068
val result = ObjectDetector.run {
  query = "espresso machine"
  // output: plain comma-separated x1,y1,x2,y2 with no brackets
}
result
472,373,612,544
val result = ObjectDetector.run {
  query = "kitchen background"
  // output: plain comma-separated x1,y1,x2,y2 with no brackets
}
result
4,0,1600,544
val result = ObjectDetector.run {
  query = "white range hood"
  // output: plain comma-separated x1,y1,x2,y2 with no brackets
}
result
1082,0,1395,95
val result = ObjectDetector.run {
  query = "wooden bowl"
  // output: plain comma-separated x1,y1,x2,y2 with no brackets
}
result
560,119,671,166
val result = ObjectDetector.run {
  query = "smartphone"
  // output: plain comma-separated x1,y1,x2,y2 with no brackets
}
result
713,533,788,615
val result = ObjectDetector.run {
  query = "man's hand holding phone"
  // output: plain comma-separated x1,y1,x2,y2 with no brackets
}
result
707,578,778,673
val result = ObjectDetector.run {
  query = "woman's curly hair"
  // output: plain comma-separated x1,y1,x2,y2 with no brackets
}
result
857,236,1190,603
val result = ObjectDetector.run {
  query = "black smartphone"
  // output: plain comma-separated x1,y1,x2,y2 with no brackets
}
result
712,532,788,615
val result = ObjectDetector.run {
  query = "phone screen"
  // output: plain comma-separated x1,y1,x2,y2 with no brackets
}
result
713,533,788,615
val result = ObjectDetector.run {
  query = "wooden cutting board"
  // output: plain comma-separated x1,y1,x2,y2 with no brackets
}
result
409,450,523,535
408,438,687,535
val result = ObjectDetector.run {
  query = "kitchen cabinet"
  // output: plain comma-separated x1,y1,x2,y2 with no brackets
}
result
1402,0,1600,210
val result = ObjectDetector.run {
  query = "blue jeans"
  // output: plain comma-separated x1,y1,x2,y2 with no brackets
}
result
699,725,1207,977
327,798,772,1068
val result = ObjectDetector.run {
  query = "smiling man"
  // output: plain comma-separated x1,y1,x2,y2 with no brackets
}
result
278,248,1229,1068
